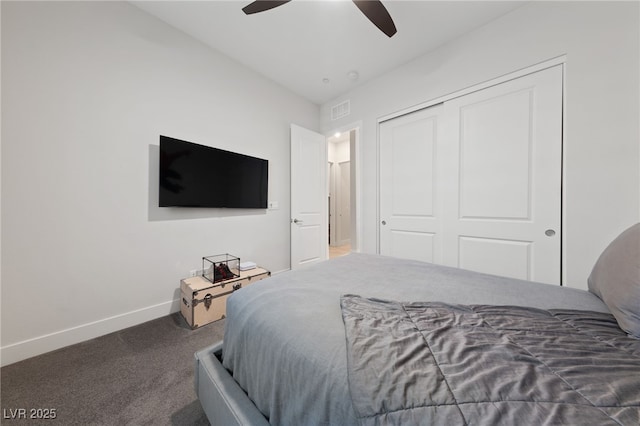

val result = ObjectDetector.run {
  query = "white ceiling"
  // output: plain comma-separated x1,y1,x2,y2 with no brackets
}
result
132,1,526,105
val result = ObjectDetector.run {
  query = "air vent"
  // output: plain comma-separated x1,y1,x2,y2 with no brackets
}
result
331,100,350,121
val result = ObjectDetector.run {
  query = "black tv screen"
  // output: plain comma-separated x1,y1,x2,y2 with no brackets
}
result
159,136,268,208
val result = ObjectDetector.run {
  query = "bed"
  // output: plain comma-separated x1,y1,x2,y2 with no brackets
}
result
195,224,640,425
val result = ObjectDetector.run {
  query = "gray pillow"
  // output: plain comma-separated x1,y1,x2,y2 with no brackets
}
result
588,223,640,338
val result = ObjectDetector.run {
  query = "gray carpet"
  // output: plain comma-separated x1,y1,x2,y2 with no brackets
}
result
1,313,224,425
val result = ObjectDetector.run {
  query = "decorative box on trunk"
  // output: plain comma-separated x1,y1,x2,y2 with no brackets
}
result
180,267,270,329
202,253,240,284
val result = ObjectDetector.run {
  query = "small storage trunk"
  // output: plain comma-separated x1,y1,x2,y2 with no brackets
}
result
180,267,270,329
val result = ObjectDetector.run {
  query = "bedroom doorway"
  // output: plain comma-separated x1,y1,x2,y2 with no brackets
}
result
327,125,360,258
290,123,361,268
328,132,351,258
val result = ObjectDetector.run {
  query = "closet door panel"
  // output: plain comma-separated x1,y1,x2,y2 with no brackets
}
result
458,89,533,220
442,65,563,284
458,236,531,281
379,105,443,263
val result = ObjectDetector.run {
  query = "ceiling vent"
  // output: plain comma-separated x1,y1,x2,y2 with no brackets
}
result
331,100,351,121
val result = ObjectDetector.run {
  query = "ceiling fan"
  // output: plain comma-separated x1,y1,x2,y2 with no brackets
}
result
242,0,397,38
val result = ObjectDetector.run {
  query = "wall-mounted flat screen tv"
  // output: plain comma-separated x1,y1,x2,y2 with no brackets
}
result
159,135,268,208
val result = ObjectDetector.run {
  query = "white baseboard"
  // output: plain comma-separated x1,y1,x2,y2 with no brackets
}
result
0,298,181,367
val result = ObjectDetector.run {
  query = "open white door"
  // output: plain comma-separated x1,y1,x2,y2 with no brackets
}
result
291,124,328,270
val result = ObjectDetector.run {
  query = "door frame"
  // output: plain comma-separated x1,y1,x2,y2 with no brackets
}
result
376,56,567,282
336,160,351,247
326,121,362,253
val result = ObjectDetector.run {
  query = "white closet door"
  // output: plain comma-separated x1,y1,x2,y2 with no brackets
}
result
379,105,444,263
441,65,563,284
379,65,563,284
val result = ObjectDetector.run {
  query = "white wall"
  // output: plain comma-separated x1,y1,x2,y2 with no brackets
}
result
1,1,319,365
321,1,639,290
332,140,351,164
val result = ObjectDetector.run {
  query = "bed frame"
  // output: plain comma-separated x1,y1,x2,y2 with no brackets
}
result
194,341,269,426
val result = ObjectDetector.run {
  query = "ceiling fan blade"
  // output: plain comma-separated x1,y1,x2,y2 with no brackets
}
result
242,0,291,15
352,0,397,37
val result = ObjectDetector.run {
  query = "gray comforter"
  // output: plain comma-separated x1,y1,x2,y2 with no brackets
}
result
222,254,612,425
341,295,640,426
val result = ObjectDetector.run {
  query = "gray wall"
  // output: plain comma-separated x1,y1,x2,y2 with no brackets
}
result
321,1,640,290
1,1,319,365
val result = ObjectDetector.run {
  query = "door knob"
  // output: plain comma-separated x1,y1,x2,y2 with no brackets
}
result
292,218,303,224
545,229,556,237
381,220,387,226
